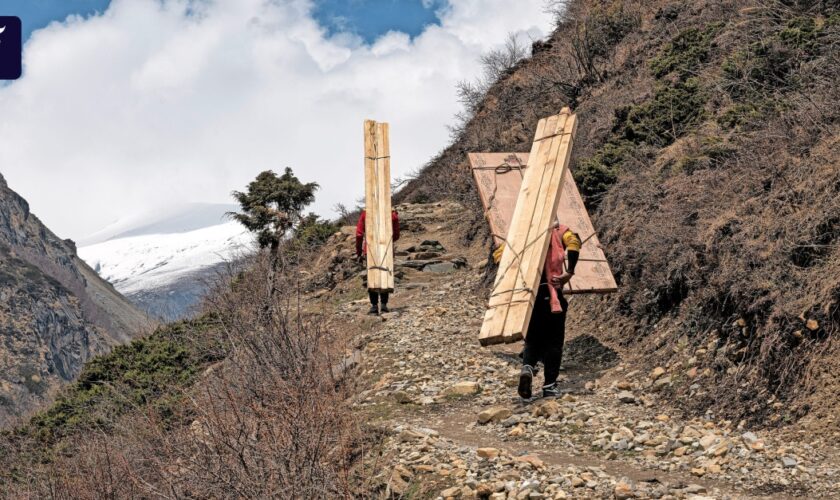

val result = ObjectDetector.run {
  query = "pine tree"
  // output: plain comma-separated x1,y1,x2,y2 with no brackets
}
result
231,168,318,300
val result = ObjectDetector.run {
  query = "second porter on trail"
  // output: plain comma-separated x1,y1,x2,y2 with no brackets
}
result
356,208,400,314
361,119,399,315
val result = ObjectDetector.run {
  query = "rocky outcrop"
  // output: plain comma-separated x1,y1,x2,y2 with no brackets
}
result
0,174,149,426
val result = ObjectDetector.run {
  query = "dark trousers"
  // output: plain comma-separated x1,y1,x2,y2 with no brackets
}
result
522,284,567,386
369,291,389,306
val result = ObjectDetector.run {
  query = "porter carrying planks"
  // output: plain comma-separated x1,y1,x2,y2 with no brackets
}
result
364,120,395,293
478,109,578,346
469,152,617,294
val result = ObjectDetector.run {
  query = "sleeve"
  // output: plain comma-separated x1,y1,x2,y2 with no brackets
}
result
391,210,400,242
562,230,582,252
562,229,581,274
355,211,365,256
492,244,505,265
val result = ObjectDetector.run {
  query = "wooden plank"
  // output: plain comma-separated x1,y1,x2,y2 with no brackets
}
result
376,122,394,291
479,118,550,343
479,109,578,346
503,113,577,343
363,120,394,293
555,161,617,294
469,152,527,248
480,113,558,345
469,154,617,294
363,121,379,291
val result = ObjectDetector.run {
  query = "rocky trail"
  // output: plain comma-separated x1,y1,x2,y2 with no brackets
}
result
310,202,839,500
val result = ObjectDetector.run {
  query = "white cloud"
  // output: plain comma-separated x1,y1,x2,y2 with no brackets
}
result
0,0,553,239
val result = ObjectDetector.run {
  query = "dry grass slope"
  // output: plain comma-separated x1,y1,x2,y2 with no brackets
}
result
400,0,840,427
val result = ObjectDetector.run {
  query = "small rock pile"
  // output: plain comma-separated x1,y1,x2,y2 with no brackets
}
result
396,239,468,275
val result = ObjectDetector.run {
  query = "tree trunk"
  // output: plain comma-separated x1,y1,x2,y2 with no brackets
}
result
267,240,280,303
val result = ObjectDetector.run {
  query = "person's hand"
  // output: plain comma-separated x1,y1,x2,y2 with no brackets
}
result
550,272,573,287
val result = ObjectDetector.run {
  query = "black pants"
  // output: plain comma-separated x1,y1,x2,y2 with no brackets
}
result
522,284,567,386
369,291,389,306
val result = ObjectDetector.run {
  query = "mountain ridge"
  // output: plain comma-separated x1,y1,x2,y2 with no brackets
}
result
0,173,149,425
79,202,241,246
79,205,254,321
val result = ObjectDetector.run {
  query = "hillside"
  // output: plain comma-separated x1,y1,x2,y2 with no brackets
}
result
399,0,840,427
0,173,149,426
4,201,838,498
325,203,840,498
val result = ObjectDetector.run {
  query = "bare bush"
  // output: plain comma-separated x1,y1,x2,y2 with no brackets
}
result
0,244,368,498
454,33,531,130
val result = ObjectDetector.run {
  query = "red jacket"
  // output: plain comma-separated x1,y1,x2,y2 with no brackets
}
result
356,210,400,256
544,225,569,314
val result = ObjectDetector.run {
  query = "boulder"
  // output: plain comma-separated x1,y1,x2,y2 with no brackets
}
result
424,262,458,274
443,381,481,397
617,391,636,404
514,454,544,469
478,406,512,424
614,481,635,499
650,366,666,380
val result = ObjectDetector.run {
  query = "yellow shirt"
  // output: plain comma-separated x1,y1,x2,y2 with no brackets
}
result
493,229,580,264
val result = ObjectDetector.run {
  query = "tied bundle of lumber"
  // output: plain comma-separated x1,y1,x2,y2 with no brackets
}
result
364,120,395,293
479,108,578,346
469,152,616,295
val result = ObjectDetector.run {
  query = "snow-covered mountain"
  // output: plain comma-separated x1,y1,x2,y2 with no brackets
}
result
79,203,255,320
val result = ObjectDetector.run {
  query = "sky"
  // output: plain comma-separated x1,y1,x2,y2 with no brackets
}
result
0,0,554,240
3,0,111,40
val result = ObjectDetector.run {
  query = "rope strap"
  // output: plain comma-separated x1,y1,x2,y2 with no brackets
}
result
535,130,573,142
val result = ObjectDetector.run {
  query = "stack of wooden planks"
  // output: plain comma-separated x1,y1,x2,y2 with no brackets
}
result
364,120,395,293
478,108,578,346
469,152,617,295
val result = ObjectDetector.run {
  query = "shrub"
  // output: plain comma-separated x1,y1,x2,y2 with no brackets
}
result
576,23,720,199
1,250,365,497
576,77,706,197
617,78,706,146
566,2,642,84
293,213,340,249
650,24,723,78
575,140,634,196
718,102,765,129
722,14,837,98
26,315,222,442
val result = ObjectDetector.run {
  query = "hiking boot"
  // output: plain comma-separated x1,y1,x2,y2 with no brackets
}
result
367,304,379,315
380,304,390,313
518,365,534,399
542,383,561,398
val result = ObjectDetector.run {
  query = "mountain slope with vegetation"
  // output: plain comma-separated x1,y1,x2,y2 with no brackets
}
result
0,174,150,426
400,0,840,427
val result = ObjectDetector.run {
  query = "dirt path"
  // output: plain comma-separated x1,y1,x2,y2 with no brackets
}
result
314,202,838,499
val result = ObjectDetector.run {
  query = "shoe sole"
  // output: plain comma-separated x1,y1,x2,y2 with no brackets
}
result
517,371,532,399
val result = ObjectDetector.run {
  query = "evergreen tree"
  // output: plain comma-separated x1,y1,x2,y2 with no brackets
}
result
231,168,318,300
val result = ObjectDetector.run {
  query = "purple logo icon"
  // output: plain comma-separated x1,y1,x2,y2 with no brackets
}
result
0,16,22,80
